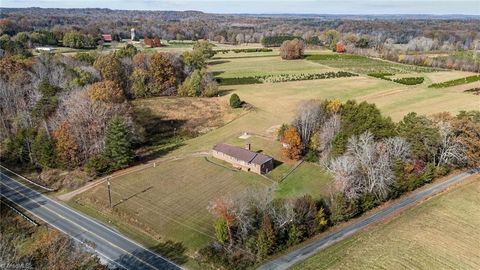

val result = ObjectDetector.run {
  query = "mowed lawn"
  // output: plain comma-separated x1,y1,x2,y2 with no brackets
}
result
292,177,480,270
74,156,272,251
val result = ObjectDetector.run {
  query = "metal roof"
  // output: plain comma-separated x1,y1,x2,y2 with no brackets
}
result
213,143,272,165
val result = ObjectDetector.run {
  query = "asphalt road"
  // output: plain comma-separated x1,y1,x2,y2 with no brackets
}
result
0,170,182,270
258,169,478,270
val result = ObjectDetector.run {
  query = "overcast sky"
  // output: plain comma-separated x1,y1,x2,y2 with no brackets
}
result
2,0,479,15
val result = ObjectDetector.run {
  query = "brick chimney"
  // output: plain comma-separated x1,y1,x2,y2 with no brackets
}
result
245,143,251,151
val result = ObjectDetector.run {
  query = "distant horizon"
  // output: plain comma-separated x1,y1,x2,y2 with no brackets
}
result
2,0,479,15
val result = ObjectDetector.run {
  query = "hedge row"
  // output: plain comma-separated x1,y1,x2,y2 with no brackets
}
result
429,75,480,88
217,71,358,85
393,77,424,85
368,73,424,85
215,48,273,54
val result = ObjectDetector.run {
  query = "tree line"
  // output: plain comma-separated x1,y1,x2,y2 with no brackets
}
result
0,41,218,186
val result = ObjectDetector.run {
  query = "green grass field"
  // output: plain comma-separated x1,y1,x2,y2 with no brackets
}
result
291,177,480,270
306,53,438,74
73,50,479,266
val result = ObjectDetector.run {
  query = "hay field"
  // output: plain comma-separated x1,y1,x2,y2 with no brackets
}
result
292,177,480,270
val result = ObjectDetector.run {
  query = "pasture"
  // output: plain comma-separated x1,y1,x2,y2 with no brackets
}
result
291,177,480,270
73,49,479,263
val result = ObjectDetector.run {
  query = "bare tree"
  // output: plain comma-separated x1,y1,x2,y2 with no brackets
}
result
319,113,341,158
436,120,466,167
330,132,409,200
293,100,325,146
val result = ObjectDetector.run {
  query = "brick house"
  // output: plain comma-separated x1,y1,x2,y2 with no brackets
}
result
212,143,274,175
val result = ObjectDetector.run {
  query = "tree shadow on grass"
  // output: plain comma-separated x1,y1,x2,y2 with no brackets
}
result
150,240,189,265
132,107,188,163
208,60,230,66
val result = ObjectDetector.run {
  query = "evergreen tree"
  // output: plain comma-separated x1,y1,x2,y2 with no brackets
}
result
256,214,276,261
32,131,56,169
229,93,242,108
104,117,134,171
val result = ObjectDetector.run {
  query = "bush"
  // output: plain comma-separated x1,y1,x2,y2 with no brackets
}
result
393,77,424,85
84,154,110,176
229,93,242,108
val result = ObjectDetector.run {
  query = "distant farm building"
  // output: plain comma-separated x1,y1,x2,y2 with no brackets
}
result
144,36,162,47
101,34,113,43
336,42,346,53
212,143,274,175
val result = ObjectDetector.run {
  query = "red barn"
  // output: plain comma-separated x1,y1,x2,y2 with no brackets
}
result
101,34,112,43
336,42,346,53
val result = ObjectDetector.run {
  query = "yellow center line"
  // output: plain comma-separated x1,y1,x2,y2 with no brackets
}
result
1,182,164,270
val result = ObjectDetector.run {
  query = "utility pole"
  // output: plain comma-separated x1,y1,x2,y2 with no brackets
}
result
107,178,112,208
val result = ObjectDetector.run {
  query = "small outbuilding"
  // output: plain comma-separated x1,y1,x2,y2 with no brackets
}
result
212,143,274,175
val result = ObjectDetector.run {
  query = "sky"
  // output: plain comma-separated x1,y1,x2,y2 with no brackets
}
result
2,0,480,15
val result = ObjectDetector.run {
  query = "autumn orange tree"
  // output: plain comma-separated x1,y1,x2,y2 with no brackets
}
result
53,123,80,168
93,54,125,86
88,80,125,103
148,52,177,95
282,127,303,160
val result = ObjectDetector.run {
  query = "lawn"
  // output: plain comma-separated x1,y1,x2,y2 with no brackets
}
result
291,177,480,270
74,156,272,252
275,162,332,199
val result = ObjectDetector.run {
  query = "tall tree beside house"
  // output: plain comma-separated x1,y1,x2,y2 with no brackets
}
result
104,117,134,171
282,127,303,160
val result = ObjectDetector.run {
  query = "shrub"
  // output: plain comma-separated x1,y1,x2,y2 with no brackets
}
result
280,39,305,60
393,77,424,85
84,154,110,176
229,93,242,108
